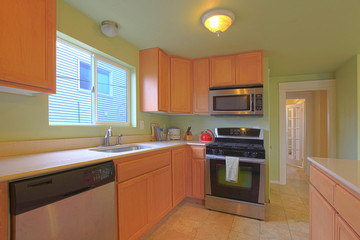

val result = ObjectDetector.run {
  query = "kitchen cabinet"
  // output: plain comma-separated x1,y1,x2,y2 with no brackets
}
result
118,174,149,240
172,147,187,206
0,0,56,94
309,184,335,240
140,48,170,112
115,150,172,240
235,51,263,86
0,182,8,240
170,57,193,113
149,166,172,225
310,164,360,240
210,55,236,87
193,58,210,114
191,146,206,200
336,214,360,240
210,51,263,88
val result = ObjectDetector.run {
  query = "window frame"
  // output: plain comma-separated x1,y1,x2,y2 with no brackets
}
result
94,55,131,126
50,37,132,126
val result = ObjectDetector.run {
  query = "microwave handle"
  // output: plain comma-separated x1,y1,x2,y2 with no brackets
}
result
250,94,254,112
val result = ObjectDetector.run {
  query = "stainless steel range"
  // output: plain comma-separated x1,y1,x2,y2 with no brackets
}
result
205,127,265,220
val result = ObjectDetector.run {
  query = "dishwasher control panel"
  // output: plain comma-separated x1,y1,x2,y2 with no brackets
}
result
84,163,114,185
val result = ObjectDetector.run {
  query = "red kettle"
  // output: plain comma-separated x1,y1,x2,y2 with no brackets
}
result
201,129,214,142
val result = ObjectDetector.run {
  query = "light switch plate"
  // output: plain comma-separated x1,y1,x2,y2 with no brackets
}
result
140,120,144,129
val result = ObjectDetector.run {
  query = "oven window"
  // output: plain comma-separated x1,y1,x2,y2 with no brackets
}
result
216,165,252,189
213,95,250,111
209,159,260,203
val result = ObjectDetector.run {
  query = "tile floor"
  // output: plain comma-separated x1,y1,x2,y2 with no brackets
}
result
140,165,310,240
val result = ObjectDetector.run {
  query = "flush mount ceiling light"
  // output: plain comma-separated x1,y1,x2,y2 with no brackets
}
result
100,20,119,37
201,9,235,36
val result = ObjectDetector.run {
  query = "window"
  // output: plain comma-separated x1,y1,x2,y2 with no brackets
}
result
49,39,131,125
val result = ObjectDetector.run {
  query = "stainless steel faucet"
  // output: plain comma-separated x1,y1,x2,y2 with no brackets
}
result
118,134,123,145
104,127,113,146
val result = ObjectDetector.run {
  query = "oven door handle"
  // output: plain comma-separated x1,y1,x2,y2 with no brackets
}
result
206,154,265,164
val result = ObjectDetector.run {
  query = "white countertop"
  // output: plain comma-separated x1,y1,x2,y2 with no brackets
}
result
308,157,360,195
0,140,209,183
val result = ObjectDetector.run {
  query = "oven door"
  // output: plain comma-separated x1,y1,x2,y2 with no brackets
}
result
205,156,265,204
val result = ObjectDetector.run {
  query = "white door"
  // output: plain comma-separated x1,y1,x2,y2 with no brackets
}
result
286,102,305,168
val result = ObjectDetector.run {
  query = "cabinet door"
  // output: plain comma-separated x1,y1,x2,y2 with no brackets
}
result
193,58,210,114
0,0,56,93
336,214,360,240
0,182,8,240
235,51,263,86
310,185,336,240
192,158,205,200
158,49,170,112
210,55,235,87
172,147,187,206
118,175,149,240
149,166,172,225
170,57,193,113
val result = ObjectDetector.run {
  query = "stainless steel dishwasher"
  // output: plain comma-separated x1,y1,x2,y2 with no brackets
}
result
10,161,116,240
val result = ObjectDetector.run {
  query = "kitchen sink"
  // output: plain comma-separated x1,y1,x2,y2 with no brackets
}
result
89,144,153,153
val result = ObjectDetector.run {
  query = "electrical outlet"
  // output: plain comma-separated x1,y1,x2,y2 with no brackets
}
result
140,120,144,129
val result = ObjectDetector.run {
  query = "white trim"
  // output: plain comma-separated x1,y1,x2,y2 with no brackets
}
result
270,180,281,184
279,79,336,184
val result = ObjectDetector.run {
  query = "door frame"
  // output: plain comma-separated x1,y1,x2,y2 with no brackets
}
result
279,79,336,184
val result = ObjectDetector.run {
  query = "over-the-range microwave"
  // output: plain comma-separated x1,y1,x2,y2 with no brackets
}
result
209,87,263,116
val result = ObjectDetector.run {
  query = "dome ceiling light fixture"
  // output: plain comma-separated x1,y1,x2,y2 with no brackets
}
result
100,20,119,37
201,9,235,37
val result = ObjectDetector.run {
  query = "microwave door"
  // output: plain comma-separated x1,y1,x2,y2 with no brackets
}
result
212,94,252,114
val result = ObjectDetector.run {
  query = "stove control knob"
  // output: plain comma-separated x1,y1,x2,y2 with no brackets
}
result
212,149,216,155
243,152,249,157
218,149,223,155
251,152,257,158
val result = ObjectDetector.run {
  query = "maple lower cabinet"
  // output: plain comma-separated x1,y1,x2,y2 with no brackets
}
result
118,174,150,240
336,214,360,240
172,147,187,206
193,58,210,114
210,55,236,87
0,182,8,240
149,166,172,225
140,48,170,112
190,146,205,200
310,164,360,240
235,51,263,86
310,184,336,240
170,57,193,113
115,150,172,240
0,0,56,94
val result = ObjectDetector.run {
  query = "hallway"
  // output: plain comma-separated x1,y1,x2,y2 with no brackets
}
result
141,165,310,240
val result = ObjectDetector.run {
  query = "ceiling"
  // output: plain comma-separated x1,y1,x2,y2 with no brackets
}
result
63,0,360,77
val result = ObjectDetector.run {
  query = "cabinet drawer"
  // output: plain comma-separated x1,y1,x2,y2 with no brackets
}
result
310,165,336,205
191,146,205,159
117,151,171,182
334,185,360,237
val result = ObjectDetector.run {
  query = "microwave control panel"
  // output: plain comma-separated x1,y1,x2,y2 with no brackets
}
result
255,94,263,111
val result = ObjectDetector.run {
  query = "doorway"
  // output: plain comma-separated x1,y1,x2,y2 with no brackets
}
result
279,80,336,184
286,99,305,168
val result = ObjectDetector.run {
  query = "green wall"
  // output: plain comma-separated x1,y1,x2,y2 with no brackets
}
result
0,0,169,142
335,56,359,160
268,73,334,182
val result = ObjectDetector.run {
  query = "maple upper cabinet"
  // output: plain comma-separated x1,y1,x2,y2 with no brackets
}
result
210,55,236,87
0,0,56,94
140,48,170,112
193,58,210,114
170,56,193,113
235,50,263,86
210,50,263,88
